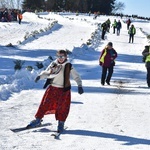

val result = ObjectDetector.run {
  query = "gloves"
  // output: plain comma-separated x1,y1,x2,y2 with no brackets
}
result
35,76,40,82
78,86,84,95
99,62,103,66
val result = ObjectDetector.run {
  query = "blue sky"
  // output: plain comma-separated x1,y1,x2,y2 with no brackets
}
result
119,0,150,18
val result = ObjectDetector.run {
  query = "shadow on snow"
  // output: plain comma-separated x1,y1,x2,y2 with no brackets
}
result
65,129,150,146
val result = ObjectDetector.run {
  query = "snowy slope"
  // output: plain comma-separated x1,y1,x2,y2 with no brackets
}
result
0,12,150,150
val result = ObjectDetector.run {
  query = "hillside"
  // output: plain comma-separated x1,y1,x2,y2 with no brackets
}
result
0,12,150,150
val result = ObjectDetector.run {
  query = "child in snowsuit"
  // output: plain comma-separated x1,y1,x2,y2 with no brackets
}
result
27,50,84,133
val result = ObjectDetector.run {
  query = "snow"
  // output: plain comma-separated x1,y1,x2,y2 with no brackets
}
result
0,12,150,150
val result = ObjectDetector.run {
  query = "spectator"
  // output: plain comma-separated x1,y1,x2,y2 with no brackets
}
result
112,19,117,34
128,24,136,43
116,20,122,36
101,22,108,40
18,12,23,24
142,45,150,87
99,42,118,85
126,18,131,30
106,18,111,32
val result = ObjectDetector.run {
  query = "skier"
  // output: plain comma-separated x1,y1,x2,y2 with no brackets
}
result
99,42,117,85
27,50,84,133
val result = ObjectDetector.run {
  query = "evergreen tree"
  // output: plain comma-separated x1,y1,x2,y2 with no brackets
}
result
22,0,45,11
91,0,115,14
22,0,117,14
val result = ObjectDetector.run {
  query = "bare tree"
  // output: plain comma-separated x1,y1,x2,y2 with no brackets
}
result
113,1,125,13
0,0,7,8
0,0,22,9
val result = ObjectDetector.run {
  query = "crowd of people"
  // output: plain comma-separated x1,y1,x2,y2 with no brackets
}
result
101,18,137,44
99,17,150,89
0,8,23,24
101,18,123,40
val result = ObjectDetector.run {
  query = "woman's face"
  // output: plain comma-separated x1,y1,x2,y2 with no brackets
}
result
107,45,112,49
57,53,67,64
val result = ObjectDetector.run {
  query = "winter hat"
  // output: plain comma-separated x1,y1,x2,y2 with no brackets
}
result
107,42,113,47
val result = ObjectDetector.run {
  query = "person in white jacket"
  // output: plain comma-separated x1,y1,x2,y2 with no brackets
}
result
27,50,84,133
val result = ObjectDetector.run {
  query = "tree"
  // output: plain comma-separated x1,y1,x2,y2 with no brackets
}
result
22,0,45,11
0,0,22,9
21,0,117,14
113,1,125,13
86,0,115,14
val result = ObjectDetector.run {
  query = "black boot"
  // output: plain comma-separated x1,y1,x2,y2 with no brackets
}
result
106,80,110,85
57,121,64,133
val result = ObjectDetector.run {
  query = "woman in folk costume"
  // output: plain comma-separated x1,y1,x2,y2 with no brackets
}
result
27,50,84,133
99,42,117,85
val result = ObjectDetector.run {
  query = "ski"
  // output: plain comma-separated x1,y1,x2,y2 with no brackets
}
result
51,126,68,139
10,123,51,133
51,132,61,139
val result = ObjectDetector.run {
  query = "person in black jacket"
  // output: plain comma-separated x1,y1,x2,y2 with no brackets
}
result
101,22,108,40
116,20,122,36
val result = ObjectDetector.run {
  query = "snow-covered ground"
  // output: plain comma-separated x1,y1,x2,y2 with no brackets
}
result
0,12,150,150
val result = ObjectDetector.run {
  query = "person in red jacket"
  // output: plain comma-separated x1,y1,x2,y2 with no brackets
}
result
99,42,117,85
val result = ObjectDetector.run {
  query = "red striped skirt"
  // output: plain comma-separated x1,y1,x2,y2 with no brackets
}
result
35,85,71,121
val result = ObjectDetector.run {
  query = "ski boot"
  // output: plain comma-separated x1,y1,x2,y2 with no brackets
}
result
26,118,42,129
57,121,64,133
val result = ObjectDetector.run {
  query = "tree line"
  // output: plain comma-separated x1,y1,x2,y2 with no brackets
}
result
22,0,124,15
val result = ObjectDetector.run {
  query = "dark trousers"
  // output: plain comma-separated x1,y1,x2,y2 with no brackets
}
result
113,27,116,34
101,30,106,40
146,67,150,87
19,19,22,24
101,66,114,84
117,28,120,36
129,34,134,43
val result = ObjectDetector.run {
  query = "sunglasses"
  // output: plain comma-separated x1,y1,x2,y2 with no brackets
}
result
57,55,66,59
